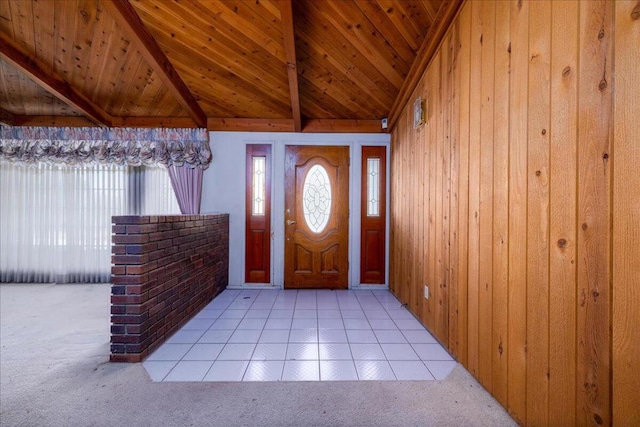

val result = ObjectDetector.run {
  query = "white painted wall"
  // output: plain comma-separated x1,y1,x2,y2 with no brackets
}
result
201,131,390,289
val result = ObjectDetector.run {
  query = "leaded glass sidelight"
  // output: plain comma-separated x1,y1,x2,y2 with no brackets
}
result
367,158,380,216
252,156,266,215
303,164,332,233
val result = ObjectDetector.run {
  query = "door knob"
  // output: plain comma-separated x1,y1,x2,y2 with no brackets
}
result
286,220,297,226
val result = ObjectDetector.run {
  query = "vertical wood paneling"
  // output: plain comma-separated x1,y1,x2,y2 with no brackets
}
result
478,0,495,390
453,4,471,367
492,0,510,407
506,1,528,423
466,0,482,377
548,1,578,424
576,1,612,424
525,1,551,425
387,1,633,425
613,2,640,424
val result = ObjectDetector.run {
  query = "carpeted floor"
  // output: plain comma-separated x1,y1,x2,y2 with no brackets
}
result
0,283,516,427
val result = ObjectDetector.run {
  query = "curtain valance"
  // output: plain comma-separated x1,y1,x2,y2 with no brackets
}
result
0,126,212,169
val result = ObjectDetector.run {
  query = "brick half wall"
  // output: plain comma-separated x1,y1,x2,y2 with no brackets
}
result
110,214,229,362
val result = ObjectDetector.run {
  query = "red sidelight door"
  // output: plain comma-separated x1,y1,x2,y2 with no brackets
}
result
245,145,271,283
284,145,349,289
360,146,386,284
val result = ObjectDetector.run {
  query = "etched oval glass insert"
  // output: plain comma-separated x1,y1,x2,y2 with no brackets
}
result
303,164,332,233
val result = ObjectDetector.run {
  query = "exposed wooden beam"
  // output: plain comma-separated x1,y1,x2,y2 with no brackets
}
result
115,117,197,128
387,0,465,131
0,33,113,127
104,0,207,128
302,119,384,133
12,115,97,127
207,118,295,132
277,0,303,132
0,107,16,126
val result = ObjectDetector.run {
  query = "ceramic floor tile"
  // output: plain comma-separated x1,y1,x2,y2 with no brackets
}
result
250,302,275,310
380,343,420,360
289,329,318,343
402,330,438,344
194,309,224,319
360,302,384,310
244,309,271,319
264,318,293,330
295,301,317,309
393,319,426,330
218,309,247,319
293,309,317,319
291,318,317,329
269,309,294,319
355,360,396,380
316,301,340,309
217,343,256,360
339,303,363,310
237,318,267,330
317,309,341,319
369,319,398,330
389,361,435,380
164,361,213,382
182,318,215,330
318,329,348,343
146,343,192,361
411,343,453,361
424,361,457,380
380,301,406,310
320,360,358,381
271,301,296,309
210,318,242,330
243,361,284,381
182,343,224,361
143,361,177,381
227,301,253,310
198,330,234,344
282,361,319,381
340,310,366,319
319,343,352,360
206,300,231,310
364,310,391,320
228,329,262,343
166,330,205,344
318,318,344,329
259,329,290,343
204,361,249,381
387,310,415,320
346,329,377,343
251,343,287,361
285,343,318,360
374,329,408,344
343,318,371,330
350,343,386,360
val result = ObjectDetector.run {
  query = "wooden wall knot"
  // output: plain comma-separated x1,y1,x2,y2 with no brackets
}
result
631,3,640,20
557,238,567,249
562,66,571,77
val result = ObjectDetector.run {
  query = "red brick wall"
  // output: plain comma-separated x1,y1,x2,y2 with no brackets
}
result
110,214,229,362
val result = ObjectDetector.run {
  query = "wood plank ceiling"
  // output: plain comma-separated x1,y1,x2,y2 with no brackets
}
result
0,0,462,132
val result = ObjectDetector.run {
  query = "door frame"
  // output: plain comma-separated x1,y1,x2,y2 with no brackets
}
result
237,136,390,289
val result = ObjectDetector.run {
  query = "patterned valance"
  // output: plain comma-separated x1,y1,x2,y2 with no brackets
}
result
0,127,212,169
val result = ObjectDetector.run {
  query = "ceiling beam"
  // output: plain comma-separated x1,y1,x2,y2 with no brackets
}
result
12,115,97,127
104,0,207,128
0,107,16,126
387,0,465,131
302,119,383,133
208,118,295,132
0,33,113,127
278,0,303,132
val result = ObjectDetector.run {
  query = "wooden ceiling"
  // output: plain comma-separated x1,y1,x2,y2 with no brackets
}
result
0,0,463,133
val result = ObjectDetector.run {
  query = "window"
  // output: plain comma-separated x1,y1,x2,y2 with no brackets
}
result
302,164,332,233
367,158,381,217
252,156,266,215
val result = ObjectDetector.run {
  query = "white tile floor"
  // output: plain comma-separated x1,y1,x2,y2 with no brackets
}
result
143,289,456,382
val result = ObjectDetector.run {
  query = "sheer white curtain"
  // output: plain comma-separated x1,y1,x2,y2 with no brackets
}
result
0,163,179,283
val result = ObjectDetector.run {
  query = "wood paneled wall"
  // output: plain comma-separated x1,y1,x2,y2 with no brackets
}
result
389,1,639,425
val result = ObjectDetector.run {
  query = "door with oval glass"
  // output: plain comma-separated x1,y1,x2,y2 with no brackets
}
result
284,145,349,289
